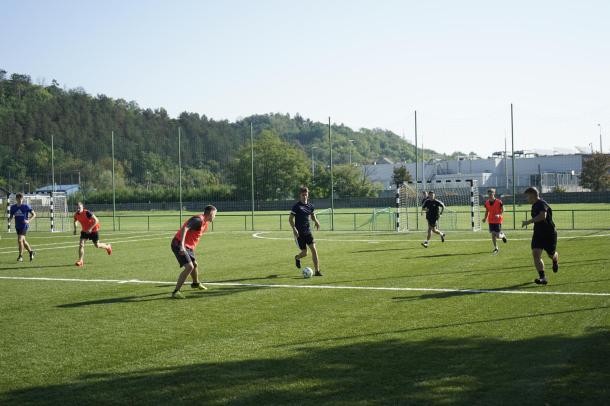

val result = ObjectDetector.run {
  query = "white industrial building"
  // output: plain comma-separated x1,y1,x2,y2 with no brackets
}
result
364,153,587,194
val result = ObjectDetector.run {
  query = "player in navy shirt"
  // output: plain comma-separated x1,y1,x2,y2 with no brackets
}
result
8,193,36,262
420,191,446,248
522,187,559,285
289,186,322,276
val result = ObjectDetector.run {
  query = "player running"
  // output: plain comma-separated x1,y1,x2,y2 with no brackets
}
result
289,186,322,276
521,187,559,285
421,191,446,248
482,188,508,254
171,205,217,299
8,193,36,262
73,202,112,267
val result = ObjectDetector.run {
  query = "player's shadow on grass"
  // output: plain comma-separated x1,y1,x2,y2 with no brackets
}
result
351,247,420,254
405,251,489,259
208,274,284,283
2,328,609,405
391,282,533,301
57,286,264,307
0,264,74,271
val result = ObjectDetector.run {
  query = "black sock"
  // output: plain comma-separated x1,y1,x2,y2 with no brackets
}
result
173,289,179,294
538,270,545,279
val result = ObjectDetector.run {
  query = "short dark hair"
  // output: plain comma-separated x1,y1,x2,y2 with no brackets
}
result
524,187,539,196
428,190,435,195
204,205,217,215
16,193,23,199
487,188,496,194
299,186,309,194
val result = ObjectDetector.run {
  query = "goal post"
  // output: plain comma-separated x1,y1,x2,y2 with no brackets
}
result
6,192,69,232
397,179,481,232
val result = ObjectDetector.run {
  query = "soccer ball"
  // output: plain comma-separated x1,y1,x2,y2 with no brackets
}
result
302,267,314,279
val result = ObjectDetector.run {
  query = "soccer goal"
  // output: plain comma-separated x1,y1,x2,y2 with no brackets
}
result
6,192,69,232
396,180,481,232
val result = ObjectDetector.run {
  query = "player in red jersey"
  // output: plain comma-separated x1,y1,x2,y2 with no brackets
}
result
73,202,112,267
481,188,507,254
170,205,217,299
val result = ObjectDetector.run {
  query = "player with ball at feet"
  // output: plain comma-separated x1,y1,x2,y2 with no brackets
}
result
289,186,323,276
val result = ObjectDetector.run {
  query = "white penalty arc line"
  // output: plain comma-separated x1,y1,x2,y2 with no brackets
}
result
0,276,609,297
252,231,610,243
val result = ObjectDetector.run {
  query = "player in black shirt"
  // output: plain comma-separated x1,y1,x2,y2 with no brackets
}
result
289,186,322,276
420,191,446,248
522,187,559,285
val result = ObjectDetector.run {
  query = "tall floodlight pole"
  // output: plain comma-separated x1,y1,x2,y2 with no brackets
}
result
329,117,335,231
510,104,516,230
51,134,56,192
178,127,183,225
250,122,255,230
349,139,355,165
414,111,419,230
111,131,116,231
504,136,509,190
311,146,317,178
599,123,603,153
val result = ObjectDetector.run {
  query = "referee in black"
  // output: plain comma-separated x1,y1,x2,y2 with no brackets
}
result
522,187,559,285
289,186,322,276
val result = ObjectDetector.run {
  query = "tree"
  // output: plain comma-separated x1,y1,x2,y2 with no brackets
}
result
315,164,381,198
229,130,311,200
392,165,413,187
580,153,610,191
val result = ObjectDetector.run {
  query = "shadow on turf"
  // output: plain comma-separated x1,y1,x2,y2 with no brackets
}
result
56,286,263,307
391,282,533,301
0,264,74,271
2,329,608,405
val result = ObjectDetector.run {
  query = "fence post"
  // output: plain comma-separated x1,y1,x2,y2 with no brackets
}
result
148,215,150,231
353,213,356,230
244,215,247,231
571,210,575,230
279,214,282,231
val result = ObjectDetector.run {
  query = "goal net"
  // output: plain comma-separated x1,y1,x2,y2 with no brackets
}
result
397,180,480,232
6,193,70,232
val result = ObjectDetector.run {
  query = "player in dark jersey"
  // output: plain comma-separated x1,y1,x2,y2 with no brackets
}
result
170,205,216,299
289,186,322,276
522,187,559,285
8,193,36,262
420,191,446,248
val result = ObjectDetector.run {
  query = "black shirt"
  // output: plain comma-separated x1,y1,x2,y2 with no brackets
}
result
531,199,555,233
423,199,445,219
291,201,315,234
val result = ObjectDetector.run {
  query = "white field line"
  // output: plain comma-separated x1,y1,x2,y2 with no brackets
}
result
0,276,609,297
0,232,170,253
252,231,610,243
0,230,156,239
0,235,173,255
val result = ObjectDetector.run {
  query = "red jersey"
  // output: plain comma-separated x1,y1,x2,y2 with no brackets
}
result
74,209,100,232
174,214,208,249
484,199,504,224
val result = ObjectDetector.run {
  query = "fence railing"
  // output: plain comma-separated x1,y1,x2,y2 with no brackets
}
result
3,209,609,233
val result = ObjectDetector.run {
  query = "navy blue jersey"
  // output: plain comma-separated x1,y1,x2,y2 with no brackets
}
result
291,201,315,234
423,199,445,219
531,199,555,233
10,204,33,228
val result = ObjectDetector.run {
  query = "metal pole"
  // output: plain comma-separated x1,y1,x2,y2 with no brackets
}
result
250,122,255,231
504,136,508,190
51,134,55,193
329,117,334,231
311,147,316,178
599,123,603,153
414,111,419,230
511,104,516,230
178,127,183,225
111,131,116,231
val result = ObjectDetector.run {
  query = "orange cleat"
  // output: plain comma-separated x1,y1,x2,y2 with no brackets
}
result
106,244,112,256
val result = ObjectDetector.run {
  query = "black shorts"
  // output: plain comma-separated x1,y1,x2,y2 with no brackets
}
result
531,231,557,256
80,231,100,243
16,225,29,236
488,223,502,233
171,239,196,268
296,232,315,250
426,217,438,228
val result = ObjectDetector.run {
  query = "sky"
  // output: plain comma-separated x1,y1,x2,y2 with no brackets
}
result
1,0,609,157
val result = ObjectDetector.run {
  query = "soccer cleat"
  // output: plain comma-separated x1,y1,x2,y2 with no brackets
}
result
552,260,559,273
314,270,323,277
75,260,84,267
191,283,207,290
29,250,35,262
421,242,428,248
493,247,499,255
502,235,507,243
106,244,112,255
441,233,446,243
295,257,301,269
172,291,186,299
17,256,23,262
534,278,548,285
